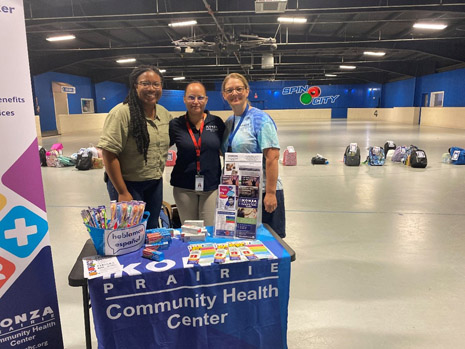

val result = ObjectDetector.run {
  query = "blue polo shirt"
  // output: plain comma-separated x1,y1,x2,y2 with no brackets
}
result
169,110,225,191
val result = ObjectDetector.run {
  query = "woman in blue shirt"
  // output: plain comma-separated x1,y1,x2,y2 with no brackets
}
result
169,82,225,226
222,73,286,238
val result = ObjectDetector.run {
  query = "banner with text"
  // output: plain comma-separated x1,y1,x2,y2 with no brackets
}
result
0,1,63,348
89,226,291,348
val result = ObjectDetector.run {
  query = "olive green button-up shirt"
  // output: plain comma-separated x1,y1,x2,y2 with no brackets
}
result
98,103,172,181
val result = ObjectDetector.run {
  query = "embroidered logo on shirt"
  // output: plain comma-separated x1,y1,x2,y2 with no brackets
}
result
205,125,218,132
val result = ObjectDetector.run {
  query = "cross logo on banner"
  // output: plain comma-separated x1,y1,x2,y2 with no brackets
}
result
5,218,37,246
0,206,48,258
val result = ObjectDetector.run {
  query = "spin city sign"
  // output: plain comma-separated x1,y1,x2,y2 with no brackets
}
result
282,85,340,106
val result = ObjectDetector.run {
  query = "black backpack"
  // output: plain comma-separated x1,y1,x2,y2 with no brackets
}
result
384,141,396,157
75,152,93,170
410,149,427,168
344,144,360,166
39,147,47,167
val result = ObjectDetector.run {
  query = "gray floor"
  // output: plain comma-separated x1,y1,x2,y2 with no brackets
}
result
40,119,465,349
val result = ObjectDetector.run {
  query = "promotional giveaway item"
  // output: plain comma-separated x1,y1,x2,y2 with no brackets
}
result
83,201,149,256
215,153,263,239
365,146,385,166
449,147,465,165
282,146,297,166
0,1,64,346
344,143,361,166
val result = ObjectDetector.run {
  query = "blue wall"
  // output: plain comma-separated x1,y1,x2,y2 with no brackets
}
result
215,80,382,112
33,66,465,131
33,72,95,131
95,81,128,113
381,78,416,108
414,68,465,107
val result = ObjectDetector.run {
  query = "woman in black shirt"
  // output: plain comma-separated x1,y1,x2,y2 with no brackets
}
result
169,82,225,226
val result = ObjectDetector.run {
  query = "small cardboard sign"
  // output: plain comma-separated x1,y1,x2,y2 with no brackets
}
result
104,224,146,255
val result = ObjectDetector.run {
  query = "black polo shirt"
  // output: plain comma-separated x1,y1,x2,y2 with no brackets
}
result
169,110,225,191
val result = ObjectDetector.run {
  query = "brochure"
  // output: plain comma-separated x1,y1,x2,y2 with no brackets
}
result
214,210,236,238
82,255,123,279
217,185,236,210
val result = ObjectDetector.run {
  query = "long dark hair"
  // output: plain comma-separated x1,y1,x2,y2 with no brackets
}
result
123,65,163,163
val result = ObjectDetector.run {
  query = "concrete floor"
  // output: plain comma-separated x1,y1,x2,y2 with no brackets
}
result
40,119,465,348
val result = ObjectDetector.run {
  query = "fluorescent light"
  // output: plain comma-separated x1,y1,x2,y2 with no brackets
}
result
277,17,307,24
116,58,136,64
169,20,197,27
413,23,447,30
340,65,356,70
364,51,386,56
325,74,337,77
159,69,166,73
46,35,76,42
173,76,186,81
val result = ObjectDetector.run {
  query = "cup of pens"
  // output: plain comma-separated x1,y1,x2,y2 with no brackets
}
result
82,201,149,256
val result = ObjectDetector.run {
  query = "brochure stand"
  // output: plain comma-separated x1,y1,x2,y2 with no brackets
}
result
215,153,263,239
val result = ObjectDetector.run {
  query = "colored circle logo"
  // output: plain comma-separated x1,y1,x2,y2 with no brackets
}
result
300,86,321,105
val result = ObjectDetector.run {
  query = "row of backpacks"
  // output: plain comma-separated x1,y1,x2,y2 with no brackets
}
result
344,141,428,168
39,143,102,170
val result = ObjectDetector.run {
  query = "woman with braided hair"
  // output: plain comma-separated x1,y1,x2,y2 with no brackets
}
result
98,65,171,228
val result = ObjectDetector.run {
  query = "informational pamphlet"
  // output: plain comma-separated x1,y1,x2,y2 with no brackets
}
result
82,255,123,279
214,210,236,237
217,185,236,210
215,153,263,239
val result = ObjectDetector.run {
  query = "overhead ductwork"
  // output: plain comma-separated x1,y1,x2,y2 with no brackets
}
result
255,0,287,13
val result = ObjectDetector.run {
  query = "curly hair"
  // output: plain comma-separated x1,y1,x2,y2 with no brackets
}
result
123,65,163,163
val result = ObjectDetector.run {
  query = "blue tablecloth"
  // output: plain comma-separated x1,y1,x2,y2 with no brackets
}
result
88,225,291,349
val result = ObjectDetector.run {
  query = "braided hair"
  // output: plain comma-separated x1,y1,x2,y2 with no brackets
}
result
123,65,163,163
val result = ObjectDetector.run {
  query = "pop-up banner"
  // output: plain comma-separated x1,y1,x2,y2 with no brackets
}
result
0,1,63,347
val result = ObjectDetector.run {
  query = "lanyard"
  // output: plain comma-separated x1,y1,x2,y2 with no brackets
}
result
185,115,205,174
227,104,249,151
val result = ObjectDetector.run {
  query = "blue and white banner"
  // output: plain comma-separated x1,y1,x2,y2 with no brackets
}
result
0,1,63,347
89,226,291,348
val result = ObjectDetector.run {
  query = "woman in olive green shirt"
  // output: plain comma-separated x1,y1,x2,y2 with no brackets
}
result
98,65,171,228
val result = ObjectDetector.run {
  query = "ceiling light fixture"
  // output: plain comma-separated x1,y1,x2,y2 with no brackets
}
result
168,20,197,27
413,23,447,30
364,51,386,56
325,74,337,77
340,65,356,70
46,35,76,42
277,17,307,24
116,58,136,64
159,69,166,73
173,76,186,81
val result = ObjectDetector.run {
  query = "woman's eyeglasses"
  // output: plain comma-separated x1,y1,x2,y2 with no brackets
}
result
186,95,207,102
224,86,246,95
138,81,162,88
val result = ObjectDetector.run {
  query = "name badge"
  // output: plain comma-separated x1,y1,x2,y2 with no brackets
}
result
195,175,204,191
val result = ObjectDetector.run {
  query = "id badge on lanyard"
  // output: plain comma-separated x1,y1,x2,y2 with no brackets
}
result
195,175,204,191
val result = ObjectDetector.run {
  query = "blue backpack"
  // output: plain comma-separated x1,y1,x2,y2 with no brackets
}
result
366,146,385,166
449,147,465,165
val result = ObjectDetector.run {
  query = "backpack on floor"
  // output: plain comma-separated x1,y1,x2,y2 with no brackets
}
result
39,146,47,167
75,152,93,170
391,146,407,162
46,150,61,167
159,201,173,228
344,143,360,166
449,147,465,165
384,141,396,157
58,155,76,167
409,148,427,168
366,146,385,166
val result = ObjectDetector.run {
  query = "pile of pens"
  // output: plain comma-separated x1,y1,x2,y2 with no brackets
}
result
81,201,146,230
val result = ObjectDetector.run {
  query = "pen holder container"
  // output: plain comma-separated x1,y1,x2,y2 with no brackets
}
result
85,212,149,256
